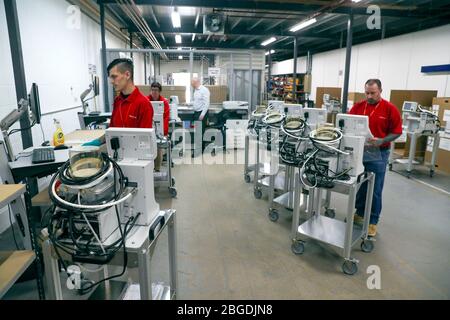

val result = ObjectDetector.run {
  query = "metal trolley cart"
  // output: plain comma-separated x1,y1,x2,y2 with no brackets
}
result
268,164,296,221
154,137,177,198
291,172,375,275
243,132,257,183
43,209,178,300
389,130,440,178
389,101,441,178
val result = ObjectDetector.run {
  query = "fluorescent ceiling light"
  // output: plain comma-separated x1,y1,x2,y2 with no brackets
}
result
192,33,195,41
290,18,317,32
175,34,182,44
265,50,275,55
171,10,181,28
177,47,182,50
352,0,362,2
178,55,183,60
265,64,269,68
261,37,276,46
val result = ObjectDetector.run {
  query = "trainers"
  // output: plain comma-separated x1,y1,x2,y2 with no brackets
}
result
353,214,364,226
368,224,377,237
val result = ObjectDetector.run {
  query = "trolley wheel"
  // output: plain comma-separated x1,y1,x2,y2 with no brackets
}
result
361,240,374,253
342,260,358,275
324,208,336,219
291,241,305,255
254,189,262,199
171,178,176,187
406,171,411,179
171,161,174,168
169,187,177,198
388,164,393,171
244,174,251,183
179,151,183,157
211,149,216,157
430,170,434,178
268,209,279,222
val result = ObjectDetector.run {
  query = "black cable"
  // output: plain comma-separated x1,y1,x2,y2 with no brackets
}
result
14,153,33,161
8,121,36,136
8,205,21,250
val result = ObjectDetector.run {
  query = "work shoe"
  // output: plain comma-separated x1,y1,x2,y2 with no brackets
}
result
353,214,364,226
368,224,377,237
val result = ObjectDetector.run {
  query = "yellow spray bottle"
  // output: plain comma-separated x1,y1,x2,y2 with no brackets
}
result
53,119,65,147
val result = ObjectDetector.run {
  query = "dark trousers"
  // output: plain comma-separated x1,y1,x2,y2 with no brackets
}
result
355,148,390,225
193,111,208,153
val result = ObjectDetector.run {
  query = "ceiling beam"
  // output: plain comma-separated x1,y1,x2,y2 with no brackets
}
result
148,6,159,28
100,0,436,18
230,17,242,30
247,18,264,31
128,18,335,39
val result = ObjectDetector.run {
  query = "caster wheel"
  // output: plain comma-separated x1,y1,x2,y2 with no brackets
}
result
291,241,304,255
171,162,174,168
169,187,177,198
179,151,183,157
342,260,358,275
406,172,411,179
430,170,434,178
244,174,251,183
171,178,176,187
254,189,262,199
268,209,279,222
388,164,392,171
361,240,374,253
324,208,336,218
211,150,216,157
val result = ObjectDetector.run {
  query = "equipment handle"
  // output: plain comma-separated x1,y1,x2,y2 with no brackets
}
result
149,215,165,241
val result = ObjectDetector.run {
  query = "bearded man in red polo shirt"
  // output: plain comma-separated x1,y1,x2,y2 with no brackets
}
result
83,58,153,146
349,79,402,237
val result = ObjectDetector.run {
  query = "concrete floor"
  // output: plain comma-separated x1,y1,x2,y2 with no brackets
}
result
2,150,450,299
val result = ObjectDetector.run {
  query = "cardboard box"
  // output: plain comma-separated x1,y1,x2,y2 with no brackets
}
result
431,97,450,128
315,87,342,109
424,97,450,174
348,92,366,104
425,135,450,174
389,90,438,157
205,85,228,104
137,85,186,103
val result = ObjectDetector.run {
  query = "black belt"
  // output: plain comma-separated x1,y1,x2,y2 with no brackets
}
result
379,146,390,151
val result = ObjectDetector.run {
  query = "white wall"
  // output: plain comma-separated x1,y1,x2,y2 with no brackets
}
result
0,0,133,233
271,24,450,103
271,56,307,75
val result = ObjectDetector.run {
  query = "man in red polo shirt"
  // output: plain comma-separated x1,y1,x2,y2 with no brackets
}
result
349,79,402,237
108,58,153,128
148,82,170,171
83,58,153,146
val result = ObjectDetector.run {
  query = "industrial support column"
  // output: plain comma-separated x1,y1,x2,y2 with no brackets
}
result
293,36,298,102
4,0,32,148
341,11,354,114
100,1,110,112
129,32,133,59
268,51,272,99
144,53,147,84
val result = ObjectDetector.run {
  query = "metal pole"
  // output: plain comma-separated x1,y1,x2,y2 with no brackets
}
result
293,37,298,102
268,51,272,99
249,53,253,109
4,0,32,149
341,11,354,114
129,32,133,59
100,1,110,112
189,51,194,101
144,53,147,84
230,53,234,100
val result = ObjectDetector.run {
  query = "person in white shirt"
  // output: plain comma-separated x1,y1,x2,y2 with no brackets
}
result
191,77,210,154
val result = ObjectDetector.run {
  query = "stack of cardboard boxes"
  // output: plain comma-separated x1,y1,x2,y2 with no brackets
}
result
425,97,450,174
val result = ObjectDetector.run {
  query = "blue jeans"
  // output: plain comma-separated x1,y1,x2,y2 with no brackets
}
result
355,148,390,225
